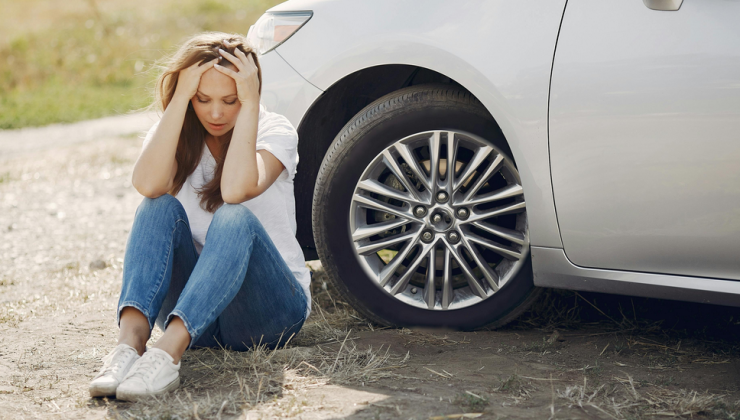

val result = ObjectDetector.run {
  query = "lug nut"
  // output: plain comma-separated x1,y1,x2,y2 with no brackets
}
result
410,287,418,294
421,230,434,243
447,231,461,244
432,213,442,223
413,206,427,218
436,191,449,203
456,208,469,220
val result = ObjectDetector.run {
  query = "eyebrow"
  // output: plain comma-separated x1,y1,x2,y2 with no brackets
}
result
196,91,238,99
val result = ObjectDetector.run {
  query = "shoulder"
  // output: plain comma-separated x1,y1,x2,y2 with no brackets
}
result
256,104,300,179
257,104,298,143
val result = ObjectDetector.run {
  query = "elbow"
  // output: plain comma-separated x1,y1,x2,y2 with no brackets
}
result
132,176,170,199
222,190,250,204
135,185,168,199
222,186,258,204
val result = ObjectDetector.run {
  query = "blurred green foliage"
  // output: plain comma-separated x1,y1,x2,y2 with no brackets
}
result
0,0,281,129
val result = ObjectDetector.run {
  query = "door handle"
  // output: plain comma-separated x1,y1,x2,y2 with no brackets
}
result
643,0,683,11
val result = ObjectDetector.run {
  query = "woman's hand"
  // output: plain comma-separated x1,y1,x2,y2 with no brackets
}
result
214,47,260,106
173,58,218,102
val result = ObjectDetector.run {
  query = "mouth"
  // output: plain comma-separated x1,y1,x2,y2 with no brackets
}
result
207,122,227,131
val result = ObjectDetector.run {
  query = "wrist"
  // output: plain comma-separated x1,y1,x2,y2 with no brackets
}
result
171,92,193,107
239,100,260,114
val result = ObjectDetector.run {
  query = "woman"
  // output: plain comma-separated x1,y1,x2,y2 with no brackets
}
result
88,32,311,401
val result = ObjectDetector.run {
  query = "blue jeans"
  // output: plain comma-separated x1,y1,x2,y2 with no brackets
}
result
118,194,307,351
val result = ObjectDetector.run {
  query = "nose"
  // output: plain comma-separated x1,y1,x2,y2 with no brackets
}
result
210,103,223,121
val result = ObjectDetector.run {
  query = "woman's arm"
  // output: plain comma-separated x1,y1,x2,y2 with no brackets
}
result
220,103,286,203
132,59,217,198
131,98,186,198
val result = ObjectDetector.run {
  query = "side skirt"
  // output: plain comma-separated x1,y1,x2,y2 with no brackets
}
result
532,246,740,307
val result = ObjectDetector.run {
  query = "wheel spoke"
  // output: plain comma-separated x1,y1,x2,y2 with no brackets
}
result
382,150,423,201
390,241,435,295
441,247,453,309
465,231,522,260
357,178,420,205
464,201,526,224
462,184,523,206
443,240,488,298
472,221,525,245
355,227,421,255
453,145,493,193
428,131,442,190
394,142,432,192
378,234,420,286
352,217,411,242
463,153,505,202
445,131,458,190
460,236,500,291
423,248,436,309
353,194,412,220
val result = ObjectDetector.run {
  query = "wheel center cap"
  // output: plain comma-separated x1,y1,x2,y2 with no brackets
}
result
428,208,454,232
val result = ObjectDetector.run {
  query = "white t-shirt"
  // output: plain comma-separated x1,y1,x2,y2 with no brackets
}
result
142,104,311,317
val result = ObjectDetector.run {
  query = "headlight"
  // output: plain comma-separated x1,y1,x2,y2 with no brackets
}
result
247,11,313,55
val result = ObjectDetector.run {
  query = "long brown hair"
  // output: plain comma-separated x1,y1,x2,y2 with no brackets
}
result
154,32,262,212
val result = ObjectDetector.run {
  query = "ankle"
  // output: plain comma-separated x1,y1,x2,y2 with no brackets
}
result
118,338,147,356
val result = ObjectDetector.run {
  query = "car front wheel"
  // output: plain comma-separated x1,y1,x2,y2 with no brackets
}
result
313,84,540,330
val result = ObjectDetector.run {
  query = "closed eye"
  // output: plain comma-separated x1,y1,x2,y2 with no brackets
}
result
224,99,238,105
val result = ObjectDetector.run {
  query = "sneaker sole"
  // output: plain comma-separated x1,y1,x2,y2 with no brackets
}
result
89,384,117,398
116,376,180,402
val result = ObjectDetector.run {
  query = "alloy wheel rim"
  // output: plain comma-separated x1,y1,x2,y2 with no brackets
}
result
349,130,529,310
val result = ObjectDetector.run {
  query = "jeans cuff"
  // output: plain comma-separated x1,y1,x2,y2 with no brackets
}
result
165,310,198,350
118,302,153,330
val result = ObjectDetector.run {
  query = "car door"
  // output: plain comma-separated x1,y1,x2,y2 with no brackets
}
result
549,0,740,280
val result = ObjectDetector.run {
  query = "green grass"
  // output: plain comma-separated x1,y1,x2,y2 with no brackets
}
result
0,0,281,129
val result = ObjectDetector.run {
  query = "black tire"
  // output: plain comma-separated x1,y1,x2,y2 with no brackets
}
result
312,84,541,330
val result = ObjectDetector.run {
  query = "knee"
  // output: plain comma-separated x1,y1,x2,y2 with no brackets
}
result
137,194,183,216
212,203,258,228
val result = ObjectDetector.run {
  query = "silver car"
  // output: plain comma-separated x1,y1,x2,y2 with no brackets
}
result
247,0,740,329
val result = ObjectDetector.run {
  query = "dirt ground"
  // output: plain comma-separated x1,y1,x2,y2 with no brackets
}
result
1,115,739,419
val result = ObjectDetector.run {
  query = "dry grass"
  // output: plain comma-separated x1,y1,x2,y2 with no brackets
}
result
556,375,740,419
396,328,471,347
491,374,535,405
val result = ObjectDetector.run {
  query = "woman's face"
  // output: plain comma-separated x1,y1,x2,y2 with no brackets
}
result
191,66,241,138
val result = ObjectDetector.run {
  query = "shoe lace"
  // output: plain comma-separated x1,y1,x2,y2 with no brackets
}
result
125,352,165,382
100,346,136,376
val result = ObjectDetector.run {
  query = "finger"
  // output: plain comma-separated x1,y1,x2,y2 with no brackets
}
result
246,52,255,64
234,48,252,67
218,49,244,71
197,58,218,71
214,63,240,79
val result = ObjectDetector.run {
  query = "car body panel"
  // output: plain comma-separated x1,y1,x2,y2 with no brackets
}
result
258,49,323,131
549,0,740,281
268,0,567,249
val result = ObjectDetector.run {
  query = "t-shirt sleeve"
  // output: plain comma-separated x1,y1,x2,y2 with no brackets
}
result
255,111,299,180
142,121,160,149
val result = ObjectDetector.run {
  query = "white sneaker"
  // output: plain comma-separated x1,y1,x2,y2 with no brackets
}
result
116,347,180,401
89,344,140,397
